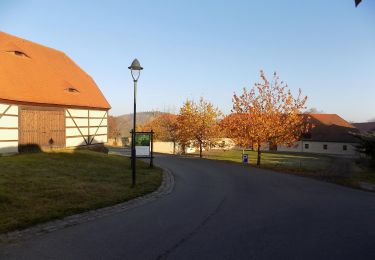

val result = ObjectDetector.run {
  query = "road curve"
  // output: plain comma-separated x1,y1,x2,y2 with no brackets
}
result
1,155,375,260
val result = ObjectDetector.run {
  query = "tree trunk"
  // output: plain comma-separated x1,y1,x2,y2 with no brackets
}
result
199,142,203,158
257,144,261,166
181,144,186,155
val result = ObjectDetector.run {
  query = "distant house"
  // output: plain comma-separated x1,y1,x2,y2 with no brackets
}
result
353,122,375,134
278,114,360,156
0,32,111,154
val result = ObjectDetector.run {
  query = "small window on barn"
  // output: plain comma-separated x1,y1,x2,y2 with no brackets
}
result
343,145,347,151
65,87,80,93
304,143,309,149
323,144,328,150
6,50,30,58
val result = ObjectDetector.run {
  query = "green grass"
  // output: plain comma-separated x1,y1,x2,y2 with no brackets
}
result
201,149,334,173
0,150,162,234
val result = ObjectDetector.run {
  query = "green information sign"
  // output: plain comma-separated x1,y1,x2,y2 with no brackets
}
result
133,131,154,166
135,133,151,147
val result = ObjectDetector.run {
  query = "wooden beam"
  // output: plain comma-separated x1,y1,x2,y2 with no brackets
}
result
0,113,18,118
66,116,107,119
0,105,11,121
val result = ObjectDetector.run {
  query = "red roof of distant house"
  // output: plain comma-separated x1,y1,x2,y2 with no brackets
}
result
309,114,356,129
0,31,111,109
305,114,359,143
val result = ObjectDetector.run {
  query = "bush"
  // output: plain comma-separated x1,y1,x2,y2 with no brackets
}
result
352,132,375,166
76,144,109,154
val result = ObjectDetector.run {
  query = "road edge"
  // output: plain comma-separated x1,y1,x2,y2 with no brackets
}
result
0,167,175,244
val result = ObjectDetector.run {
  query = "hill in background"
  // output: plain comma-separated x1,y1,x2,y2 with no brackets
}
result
114,111,164,137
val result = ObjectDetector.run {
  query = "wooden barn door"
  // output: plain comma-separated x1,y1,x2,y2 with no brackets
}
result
19,107,65,152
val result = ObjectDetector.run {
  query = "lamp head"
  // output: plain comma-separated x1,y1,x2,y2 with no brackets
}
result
128,59,143,81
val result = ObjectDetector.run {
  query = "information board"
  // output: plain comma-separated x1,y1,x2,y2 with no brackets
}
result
135,133,151,157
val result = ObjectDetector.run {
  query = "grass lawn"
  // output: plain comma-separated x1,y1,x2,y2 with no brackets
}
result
351,159,375,185
201,149,334,173
200,149,375,191
0,150,162,234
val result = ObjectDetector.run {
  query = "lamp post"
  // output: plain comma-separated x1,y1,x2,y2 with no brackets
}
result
128,59,143,187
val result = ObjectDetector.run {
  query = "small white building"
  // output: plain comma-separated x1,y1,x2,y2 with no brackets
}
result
277,114,359,156
0,32,111,154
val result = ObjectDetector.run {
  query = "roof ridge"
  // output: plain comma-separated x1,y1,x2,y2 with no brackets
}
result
0,31,66,56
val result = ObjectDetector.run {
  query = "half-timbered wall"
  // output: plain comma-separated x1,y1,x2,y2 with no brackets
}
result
0,103,18,153
65,109,108,147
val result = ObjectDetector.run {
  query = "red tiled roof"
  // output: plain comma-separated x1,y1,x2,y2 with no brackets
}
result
309,114,355,128
0,31,111,109
305,114,359,143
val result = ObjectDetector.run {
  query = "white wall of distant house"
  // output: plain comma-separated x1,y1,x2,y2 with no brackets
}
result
278,141,358,156
66,109,108,147
153,141,176,154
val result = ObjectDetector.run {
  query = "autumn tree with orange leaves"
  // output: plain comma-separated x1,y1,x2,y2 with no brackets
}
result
140,113,179,154
177,98,222,157
108,115,121,144
222,71,307,166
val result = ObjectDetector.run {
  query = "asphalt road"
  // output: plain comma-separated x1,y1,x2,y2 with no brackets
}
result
1,155,375,260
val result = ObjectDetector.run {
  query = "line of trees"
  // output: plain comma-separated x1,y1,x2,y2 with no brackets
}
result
111,71,309,165
141,97,222,158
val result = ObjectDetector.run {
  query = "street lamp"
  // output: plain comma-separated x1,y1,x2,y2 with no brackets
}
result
128,58,143,187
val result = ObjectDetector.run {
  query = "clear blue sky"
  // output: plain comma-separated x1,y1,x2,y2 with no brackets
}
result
1,0,375,122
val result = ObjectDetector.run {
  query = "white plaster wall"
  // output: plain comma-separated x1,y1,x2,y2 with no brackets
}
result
89,110,107,118
90,118,107,126
0,129,18,140
0,116,18,128
66,136,87,147
0,105,18,115
66,127,89,136
0,141,18,153
66,108,108,147
304,141,357,156
0,103,18,154
277,141,303,153
66,109,88,117
89,127,107,135
66,118,88,127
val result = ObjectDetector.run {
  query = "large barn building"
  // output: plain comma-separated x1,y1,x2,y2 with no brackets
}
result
0,32,111,154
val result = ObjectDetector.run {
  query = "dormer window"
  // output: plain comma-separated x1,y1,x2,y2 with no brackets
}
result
6,50,29,58
65,87,80,93
15,51,24,56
